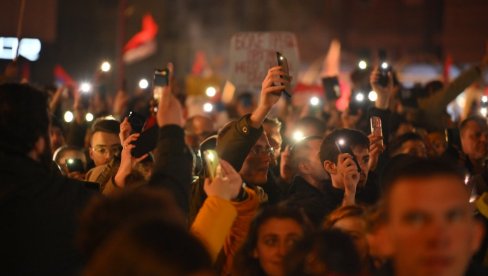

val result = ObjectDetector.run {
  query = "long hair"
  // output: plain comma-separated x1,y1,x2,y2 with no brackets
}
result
232,204,313,276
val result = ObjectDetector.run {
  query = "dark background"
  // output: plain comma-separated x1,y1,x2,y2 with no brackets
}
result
1,0,487,92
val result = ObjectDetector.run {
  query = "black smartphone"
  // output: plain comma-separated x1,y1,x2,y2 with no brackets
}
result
322,76,341,101
335,139,361,172
131,126,159,158
66,158,84,173
378,49,390,87
276,52,292,97
445,128,461,150
128,111,146,133
154,68,169,87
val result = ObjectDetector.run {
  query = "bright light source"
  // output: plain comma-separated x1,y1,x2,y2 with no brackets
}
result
139,78,149,89
64,111,74,123
381,62,389,69
292,130,305,142
206,151,215,161
85,112,94,122
358,60,367,70
80,82,92,93
310,96,320,106
337,138,345,146
355,92,365,102
482,96,488,103
480,107,487,117
203,103,213,113
100,61,111,72
205,86,217,97
368,91,378,102
0,37,41,61
67,158,74,164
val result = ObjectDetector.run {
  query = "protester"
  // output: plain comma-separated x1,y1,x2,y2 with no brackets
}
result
0,83,97,275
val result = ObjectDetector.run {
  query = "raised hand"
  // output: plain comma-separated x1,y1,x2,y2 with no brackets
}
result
337,153,360,205
204,159,243,201
368,133,384,171
114,133,148,188
156,62,184,127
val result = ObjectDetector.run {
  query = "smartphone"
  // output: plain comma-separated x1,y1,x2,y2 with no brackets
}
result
153,68,169,102
131,126,159,158
66,158,84,173
203,149,220,180
335,139,361,173
276,52,291,97
370,116,384,147
378,49,390,87
322,76,341,101
128,111,146,133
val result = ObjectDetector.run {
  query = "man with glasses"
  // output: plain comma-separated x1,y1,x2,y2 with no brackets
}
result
89,118,122,167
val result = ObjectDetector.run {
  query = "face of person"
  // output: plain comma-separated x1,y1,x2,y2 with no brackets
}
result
386,176,482,276
49,126,65,153
253,218,304,276
240,134,272,185
263,123,282,161
305,140,328,182
351,145,370,187
427,133,447,157
332,216,369,260
397,140,428,158
461,121,488,161
89,131,121,166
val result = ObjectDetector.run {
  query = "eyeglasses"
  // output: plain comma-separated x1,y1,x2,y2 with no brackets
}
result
92,144,122,156
250,145,274,156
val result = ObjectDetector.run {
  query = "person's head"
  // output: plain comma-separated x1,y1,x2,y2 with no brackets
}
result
84,217,213,276
89,117,121,166
290,136,328,187
323,205,369,261
236,92,256,117
184,115,215,150
0,83,52,168
77,187,184,259
263,118,283,161
284,229,362,276
53,146,87,175
427,131,447,157
381,157,484,276
388,132,428,158
459,116,488,162
320,128,370,187
239,133,273,185
233,204,312,276
292,117,326,139
50,124,66,153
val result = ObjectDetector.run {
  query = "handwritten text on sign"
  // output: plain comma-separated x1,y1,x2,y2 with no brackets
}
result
229,32,300,93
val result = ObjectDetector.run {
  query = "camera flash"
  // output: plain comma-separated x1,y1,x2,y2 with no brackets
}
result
358,60,367,70
64,111,74,123
310,96,320,106
100,61,111,72
203,103,213,113
368,91,378,102
80,82,92,93
355,92,365,102
292,130,305,142
381,62,389,69
139,79,149,89
205,86,217,97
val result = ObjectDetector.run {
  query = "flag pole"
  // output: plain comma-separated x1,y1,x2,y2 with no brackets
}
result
116,0,127,90
14,0,27,61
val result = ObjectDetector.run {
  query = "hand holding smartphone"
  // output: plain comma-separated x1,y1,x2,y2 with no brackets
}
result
153,68,169,102
370,116,384,147
276,52,292,97
203,149,220,180
335,139,361,173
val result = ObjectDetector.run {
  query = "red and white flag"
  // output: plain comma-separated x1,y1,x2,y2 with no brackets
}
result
123,13,158,64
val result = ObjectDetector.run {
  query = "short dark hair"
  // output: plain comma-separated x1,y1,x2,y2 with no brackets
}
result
263,117,282,129
388,132,425,157
380,157,467,216
295,116,326,137
0,83,49,154
319,128,370,164
91,117,120,135
460,116,487,134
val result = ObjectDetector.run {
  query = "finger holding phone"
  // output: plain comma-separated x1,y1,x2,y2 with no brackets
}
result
155,62,184,127
114,132,148,188
337,153,360,205
204,159,243,201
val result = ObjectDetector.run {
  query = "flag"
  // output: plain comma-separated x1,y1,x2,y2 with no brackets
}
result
123,13,158,64
443,54,452,84
53,64,76,87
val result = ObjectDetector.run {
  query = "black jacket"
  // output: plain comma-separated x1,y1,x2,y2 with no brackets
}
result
288,173,380,225
0,152,98,275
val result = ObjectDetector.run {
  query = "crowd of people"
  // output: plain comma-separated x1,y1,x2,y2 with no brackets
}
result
1,49,488,276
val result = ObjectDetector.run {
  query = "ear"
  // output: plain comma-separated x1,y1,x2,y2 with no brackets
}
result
89,146,95,161
323,160,337,175
470,220,485,253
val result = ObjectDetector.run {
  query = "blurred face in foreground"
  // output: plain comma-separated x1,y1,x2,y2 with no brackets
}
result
253,218,304,276
386,175,483,276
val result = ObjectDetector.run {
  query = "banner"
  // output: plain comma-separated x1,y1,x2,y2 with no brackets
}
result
229,32,300,94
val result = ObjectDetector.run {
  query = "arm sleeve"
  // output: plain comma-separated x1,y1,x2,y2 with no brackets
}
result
147,125,193,217
216,114,263,171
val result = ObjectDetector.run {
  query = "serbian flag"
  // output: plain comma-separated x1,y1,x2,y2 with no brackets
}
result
123,13,158,64
53,64,76,87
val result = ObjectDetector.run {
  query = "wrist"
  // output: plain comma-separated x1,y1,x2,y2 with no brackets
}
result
250,105,270,128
